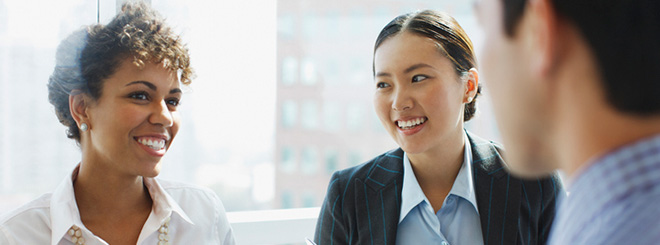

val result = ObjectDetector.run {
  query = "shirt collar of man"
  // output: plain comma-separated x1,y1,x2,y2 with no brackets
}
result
49,164,194,245
399,131,479,223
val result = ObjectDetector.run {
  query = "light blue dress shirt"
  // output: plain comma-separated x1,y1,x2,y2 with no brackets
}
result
396,133,484,245
549,134,660,244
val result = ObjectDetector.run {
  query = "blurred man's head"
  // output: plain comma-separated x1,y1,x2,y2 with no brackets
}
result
475,0,660,177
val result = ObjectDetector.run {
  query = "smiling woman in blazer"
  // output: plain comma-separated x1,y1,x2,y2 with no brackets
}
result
314,10,563,245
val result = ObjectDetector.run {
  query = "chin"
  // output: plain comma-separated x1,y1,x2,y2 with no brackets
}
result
398,142,426,155
140,162,162,178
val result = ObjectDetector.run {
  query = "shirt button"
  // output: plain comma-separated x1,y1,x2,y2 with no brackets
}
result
441,241,449,245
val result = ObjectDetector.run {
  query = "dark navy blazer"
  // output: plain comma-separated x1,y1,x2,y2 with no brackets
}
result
314,132,563,245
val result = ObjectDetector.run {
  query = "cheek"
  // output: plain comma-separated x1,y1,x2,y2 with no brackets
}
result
423,83,462,114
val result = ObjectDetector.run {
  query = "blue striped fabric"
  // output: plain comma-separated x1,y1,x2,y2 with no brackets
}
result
549,134,660,244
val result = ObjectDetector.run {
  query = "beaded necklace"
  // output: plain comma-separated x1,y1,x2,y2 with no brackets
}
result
68,216,171,245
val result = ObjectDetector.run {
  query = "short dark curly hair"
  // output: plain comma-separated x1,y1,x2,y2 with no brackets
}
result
48,2,194,143
373,10,482,121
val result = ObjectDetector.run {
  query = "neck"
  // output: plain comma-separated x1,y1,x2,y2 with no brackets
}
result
407,129,465,189
555,104,660,181
74,157,152,219
551,37,660,181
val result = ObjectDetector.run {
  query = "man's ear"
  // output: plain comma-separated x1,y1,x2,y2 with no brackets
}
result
464,68,479,103
527,0,561,77
69,90,91,129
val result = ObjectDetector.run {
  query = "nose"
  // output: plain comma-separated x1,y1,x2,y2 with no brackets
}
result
149,100,174,127
392,87,413,111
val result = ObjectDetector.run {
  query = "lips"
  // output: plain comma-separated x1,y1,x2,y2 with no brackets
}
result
396,117,427,130
134,135,169,157
136,137,166,150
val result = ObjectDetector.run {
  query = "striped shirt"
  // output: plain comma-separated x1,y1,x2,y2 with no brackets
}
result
548,134,660,244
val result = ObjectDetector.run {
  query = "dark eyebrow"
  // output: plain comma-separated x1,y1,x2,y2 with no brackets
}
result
404,63,433,74
125,81,156,91
170,88,182,94
375,63,434,78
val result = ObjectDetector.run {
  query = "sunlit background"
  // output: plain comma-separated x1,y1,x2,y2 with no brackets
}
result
0,0,497,214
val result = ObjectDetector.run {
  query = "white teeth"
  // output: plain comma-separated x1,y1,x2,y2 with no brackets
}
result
137,138,166,150
397,118,426,129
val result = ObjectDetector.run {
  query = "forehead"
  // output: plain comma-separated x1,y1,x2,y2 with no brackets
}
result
106,58,180,88
374,32,448,71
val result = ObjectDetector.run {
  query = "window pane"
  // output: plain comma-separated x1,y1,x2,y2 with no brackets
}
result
282,100,297,129
301,101,319,129
281,56,298,85
301,147,318,174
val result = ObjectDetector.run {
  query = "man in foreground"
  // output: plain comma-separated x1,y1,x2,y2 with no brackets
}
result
475,0,660,243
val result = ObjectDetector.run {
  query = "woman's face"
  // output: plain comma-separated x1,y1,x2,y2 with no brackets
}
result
373,32,467,155
84,58,181,178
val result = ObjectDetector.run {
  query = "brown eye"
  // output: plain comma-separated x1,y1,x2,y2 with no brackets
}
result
412,75,428,83
129,91,149,101
376,82,390,89
166,98,180,107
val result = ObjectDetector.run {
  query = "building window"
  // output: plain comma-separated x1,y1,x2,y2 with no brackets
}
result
323,101,340,132
281,56,298,85
301,147,318,174
325,149,339,174
302,13,317,40
301,57,317,85
301,100,319,129
281,147,297,174
278,14,295,40
281,100,297,128
281,191,294,209
302,193,316,208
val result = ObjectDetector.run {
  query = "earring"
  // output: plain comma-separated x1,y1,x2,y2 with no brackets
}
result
80,123,88,132
467,97,473,103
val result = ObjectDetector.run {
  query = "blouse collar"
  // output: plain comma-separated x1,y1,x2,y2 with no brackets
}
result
49,164,193,245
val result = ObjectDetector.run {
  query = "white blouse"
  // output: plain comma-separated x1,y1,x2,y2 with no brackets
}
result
0,166,235,245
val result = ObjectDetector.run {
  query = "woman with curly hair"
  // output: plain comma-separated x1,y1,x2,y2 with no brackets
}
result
0,2,234,244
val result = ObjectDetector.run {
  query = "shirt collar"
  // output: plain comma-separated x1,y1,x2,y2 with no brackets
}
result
399,132,479,223
49,165,194,245
50,165,85,245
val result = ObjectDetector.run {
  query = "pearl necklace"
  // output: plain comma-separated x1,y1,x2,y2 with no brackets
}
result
68,216,171,245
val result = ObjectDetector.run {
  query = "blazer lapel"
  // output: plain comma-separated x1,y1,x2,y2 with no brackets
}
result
358,148,404,245
468,133,522,245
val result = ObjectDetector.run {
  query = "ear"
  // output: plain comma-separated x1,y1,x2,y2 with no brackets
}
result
464,68,479,103
528,0,560,77
69,90,91,130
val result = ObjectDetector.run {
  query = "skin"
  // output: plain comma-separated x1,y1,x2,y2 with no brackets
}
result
69,58,182,244
373,32,478,212
475,0,660,181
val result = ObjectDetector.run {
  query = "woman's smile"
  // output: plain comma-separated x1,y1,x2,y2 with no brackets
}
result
395,116,428,135
134,135,169,157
